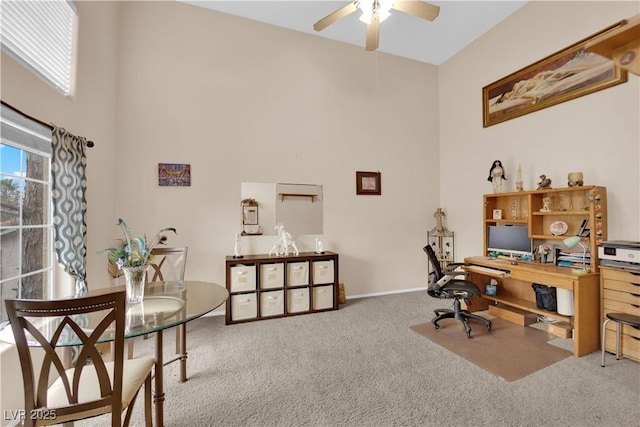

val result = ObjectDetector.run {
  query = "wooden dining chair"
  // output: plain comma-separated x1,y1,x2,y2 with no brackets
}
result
5,291,154,427
148,247,188,284
148,246,189,381
124,247,190,380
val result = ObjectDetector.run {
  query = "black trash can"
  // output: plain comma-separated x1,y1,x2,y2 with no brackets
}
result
532,283,557,312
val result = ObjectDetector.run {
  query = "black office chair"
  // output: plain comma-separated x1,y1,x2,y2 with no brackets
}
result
423,245,492,338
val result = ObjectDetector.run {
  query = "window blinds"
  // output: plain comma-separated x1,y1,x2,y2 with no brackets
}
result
0,1,77,95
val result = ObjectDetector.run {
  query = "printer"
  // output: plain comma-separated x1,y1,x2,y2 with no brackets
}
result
598,240,640,270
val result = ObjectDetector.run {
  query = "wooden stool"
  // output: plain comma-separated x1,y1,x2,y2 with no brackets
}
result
601,312,640,367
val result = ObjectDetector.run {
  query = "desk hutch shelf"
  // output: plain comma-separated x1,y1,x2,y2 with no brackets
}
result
483,185,607,271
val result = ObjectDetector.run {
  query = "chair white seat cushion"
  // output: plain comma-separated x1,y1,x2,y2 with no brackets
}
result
47,356,155,423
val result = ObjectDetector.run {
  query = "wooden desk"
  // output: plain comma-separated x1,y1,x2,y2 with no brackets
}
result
464,256,600,357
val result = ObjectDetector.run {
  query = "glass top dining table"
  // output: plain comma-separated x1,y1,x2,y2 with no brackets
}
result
98,280,228,427
93,280,228,341
0,280,228,427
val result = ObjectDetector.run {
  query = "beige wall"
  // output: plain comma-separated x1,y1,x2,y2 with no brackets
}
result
113,1,440,296
1,3,120,419
1,1,120,296
440,1,640,261
1,0,638,299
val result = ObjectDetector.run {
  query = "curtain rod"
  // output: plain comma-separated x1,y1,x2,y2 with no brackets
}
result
1,100,95,147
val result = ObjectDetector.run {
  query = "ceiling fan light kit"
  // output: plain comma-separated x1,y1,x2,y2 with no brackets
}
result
313,0,440,52
359,0,394,24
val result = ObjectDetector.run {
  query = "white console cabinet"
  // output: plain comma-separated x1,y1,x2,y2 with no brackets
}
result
225,252,339,324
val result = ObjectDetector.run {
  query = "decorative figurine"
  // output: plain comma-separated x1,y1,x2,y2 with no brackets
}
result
315,238,325,254
434,208,446,230
233,232,243,259
515,164,524,192
537,174,552,190
487,160,507,193
269,224,299,257
568,172,584,187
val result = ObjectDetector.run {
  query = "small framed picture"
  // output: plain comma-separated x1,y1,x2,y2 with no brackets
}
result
356,171,381,195
158,163,191,187
492,209,503,219
242,206,258,225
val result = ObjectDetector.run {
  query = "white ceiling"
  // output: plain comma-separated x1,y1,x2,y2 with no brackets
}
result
180,1,527,65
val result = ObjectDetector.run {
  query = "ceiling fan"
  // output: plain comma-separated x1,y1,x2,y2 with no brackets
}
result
313,0,440,51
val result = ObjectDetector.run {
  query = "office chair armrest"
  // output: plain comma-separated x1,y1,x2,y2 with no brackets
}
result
443,269,469,279
443,262,467,273
435,271,470,288
444,261,466,269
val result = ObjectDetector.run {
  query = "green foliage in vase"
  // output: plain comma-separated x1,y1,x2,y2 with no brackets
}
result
102,218,176,269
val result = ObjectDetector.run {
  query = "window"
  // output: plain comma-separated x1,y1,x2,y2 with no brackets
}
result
0,104,54,322
0,0,77,95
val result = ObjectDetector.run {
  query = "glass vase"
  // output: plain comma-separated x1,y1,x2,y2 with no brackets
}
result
122,265,148,304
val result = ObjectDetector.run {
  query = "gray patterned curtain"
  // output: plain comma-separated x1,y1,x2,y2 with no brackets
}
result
51,127,88,296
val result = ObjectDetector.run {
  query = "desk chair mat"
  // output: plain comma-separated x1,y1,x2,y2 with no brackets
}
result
410,318,571,382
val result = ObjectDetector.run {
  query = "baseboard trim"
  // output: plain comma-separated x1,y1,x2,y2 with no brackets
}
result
347,287,425,300
205,309,225,317
203,287,425,318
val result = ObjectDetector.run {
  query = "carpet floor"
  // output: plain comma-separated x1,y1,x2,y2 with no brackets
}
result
76,291,639,427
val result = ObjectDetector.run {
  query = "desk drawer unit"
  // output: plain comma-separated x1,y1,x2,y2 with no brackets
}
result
601,267,640,362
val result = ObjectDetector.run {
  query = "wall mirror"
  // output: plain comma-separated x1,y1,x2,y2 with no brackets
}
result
240,182,323,236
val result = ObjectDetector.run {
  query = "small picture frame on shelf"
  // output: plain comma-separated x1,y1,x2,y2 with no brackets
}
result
546,244,558,264
492,209,503,220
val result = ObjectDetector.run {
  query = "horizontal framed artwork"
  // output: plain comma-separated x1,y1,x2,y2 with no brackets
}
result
158,163,191,187
356,171,381,195
482,21,628,128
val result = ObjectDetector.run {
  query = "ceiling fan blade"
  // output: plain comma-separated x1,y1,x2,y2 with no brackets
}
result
365,13,380,51
313,1,359,32
392,0,440,21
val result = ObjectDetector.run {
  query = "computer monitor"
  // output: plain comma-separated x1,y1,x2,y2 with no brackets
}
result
487,225,532,258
